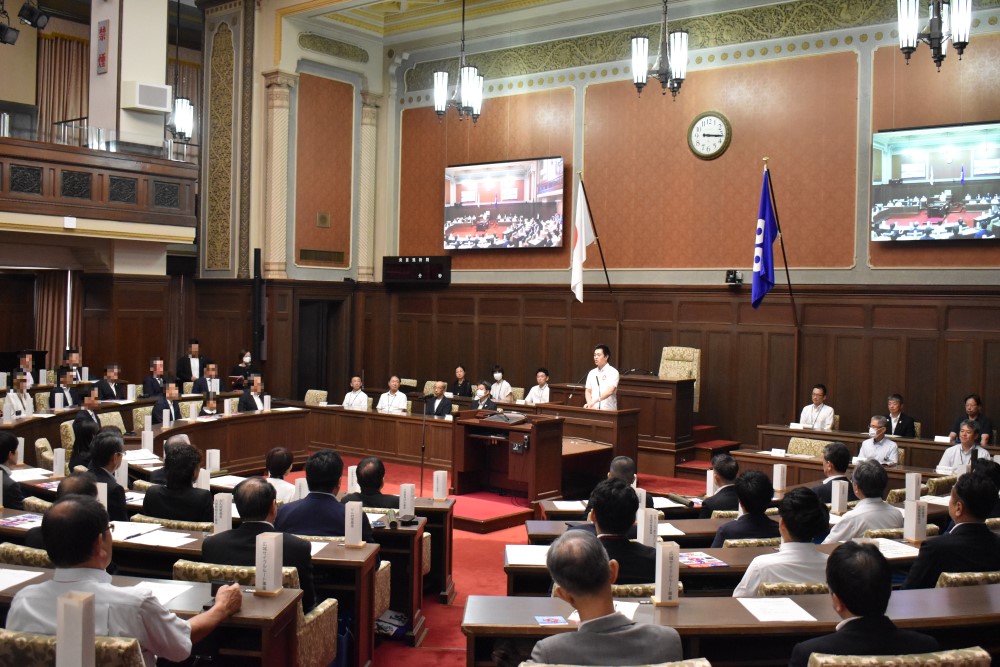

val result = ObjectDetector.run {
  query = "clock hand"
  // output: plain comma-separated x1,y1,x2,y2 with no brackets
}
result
701,133,724,137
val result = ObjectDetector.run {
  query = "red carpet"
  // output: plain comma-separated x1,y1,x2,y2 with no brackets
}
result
452,491,532,520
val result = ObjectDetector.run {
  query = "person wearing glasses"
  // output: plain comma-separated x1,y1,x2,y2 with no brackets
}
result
86,430,129,521
799,384,834,431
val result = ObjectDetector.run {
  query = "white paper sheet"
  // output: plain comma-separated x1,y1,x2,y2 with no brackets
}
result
209,475,247,489
366,513,386,525
310,542,328,556
872,537,920,559
272,407,300,412
126,531,196,547
651,496,685,509
124,449,160,462
569,600,640,623
504,544,549,566
551,500,587,511
0,568,45,592
136,581,194,606
9,468,53,481
125,493,144,507
737,597,817,622
110,521,164,540
657,522,685,536
919,494,951,506
0,514,44,530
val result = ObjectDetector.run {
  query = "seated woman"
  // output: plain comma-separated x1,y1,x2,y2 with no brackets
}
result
490,365,512,403
142,441,213,522
265,446,296,504
68,417,100,471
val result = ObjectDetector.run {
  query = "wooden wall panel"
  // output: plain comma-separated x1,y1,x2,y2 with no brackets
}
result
905,338,939,436
870,337,901,416
112,277,170,384
0,275,35,358
733,332,763,444
268,286,294,398
765,333,796,425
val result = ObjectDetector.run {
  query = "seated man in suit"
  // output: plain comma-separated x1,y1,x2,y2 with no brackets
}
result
424,381,453,417
711,470,780,548
732,487,830,597
587,478,655,584
176,338,201,384
857,415,898,465
150,433,190,485
811,441,859,504
823,460,902,543
885,393,916,438
274,449,374,542
142,357,166,398
202,477,316,611
473,381,497,411
142,441,213,522
86,430,128,521
699,453,740,518
237,374,265,413
7,495,242,666
582,457,653,517
25,471,99,549
789,542,938,666
902,471,1000,589
0,432,26,510
152,380,182,425
48,366,80,409
192,360,220,395
94,363,124,401
342,456,400,509
529,530,682,665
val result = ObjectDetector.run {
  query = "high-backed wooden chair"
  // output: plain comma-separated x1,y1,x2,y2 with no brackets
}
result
658,346,701,412
935,571,1000,588
304,389,328,406
0,629,144,667
757,581,828,597
787,437,832,458
34,438,53,471
805,646,991,666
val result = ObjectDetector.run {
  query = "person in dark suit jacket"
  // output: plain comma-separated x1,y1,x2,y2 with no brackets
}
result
341,456,400,509
203,477,316,611
94,363,125,401
191,360,219,395
237,375,264,413
902,472,1000,589
581,456,654,518
142,357,166,398
141,441,213,523
175,339,201,384
790,542,938,666
274,449,375,543
70,400,101,471
424,381,453,417
699,453,740,518
587,478,655,584
473,382,497,410
972,459,1000,518
885,393,917,438
451,365,472,397
48,366,80,409
711,470,780,548
24,472,100,549
0,432,26,511
152,381,182,425
811,441,860,504
86,430,128,521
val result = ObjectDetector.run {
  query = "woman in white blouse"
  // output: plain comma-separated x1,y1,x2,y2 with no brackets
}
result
490,365,512,403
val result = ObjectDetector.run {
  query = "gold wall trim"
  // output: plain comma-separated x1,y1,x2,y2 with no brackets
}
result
298,32,370,62
206,22,235,271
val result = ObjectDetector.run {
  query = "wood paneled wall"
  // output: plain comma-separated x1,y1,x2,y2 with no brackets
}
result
0,273,35,353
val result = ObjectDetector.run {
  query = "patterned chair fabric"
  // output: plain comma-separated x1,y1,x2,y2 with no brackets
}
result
422,381,436,396
46,370,56,385
399,378,418,389
130,514,213,533
227,397,240,414
422,532,432,576
886,485,927,504
658,346,701,412
896,447,906,466
182,382,194,395
927,475,957,497
132,406,153,431
787,437,833,458
914,421,922,438
519,659,711,667
22,497,52,513
986,518,1000,530
0,542,53,568
863,525,940,539
757,581,829,597
833,414,840,431
33,438,53,471
304,389,328,406
0,629,144,667
374,560,392,619
131,479,155,493
608,581,684,597
935,571,1000,588
723,537,781,548
511,387,525,402
805,646,991,666
33,392,49,413
58,421,74,475
98,412,126,433
406,400,413,414
367,397,374,411
711,508,778,519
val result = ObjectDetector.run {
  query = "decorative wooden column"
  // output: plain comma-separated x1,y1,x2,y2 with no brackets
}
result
357,92,380,282
262,70,297,279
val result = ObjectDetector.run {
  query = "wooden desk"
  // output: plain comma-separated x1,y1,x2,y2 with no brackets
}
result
0,563,300,665
536,499,700,522
525,518,729,547
732,449,940,490
415,497,456,604
462,585,1000,666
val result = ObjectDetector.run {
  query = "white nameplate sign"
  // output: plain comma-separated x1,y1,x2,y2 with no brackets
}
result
127,384,136,401
772,463,787,491
224,399,232,417
347,466,359,494
705,469,716,497
187,402,198,420
53,448,65,475
263,395,271,412
206,449,221,473
144,415,152,432
652,541,681,607
114,459,128,487
255,531,283,596
905,472,922,502
831,479,849,515
141,430,154,452
294,478,309,501
81,367,89,383
57,590,96,667
96,482,108,509
903,500,928,542
433,470,449,500
933,435,951,443
214,493,233,534
162,409,172,429
345,501,365,547
637,508,659,547
196,468,211,490
400,483,416,517
54,393,64,410
16,437,24,465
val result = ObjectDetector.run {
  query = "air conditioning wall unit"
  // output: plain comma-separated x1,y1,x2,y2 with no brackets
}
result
121,81,172,113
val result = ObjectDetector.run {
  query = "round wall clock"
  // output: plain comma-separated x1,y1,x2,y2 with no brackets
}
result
688,111,732,160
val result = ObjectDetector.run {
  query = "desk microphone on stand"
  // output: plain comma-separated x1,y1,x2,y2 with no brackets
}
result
567,372,588,403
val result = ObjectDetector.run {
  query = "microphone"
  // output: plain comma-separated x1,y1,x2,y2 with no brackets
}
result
594,374,601,410
971,447,979,467
567,371,589,402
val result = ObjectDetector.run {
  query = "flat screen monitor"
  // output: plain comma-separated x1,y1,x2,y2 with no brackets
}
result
870,121,1000,242
444,156,564,250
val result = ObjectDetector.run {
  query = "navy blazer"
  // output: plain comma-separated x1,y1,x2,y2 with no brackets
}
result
811,475,859,504
885,413,917,438
48,386,80,409
341,491,400,509
599,535,656,584
191,376,217,394
94,378,124,401
88,465,128,521
274,492,375,543
176,356,198,383
710,512,780,548
902,522,1000,589
424,396,453,417
699,484,739,518
142,374,164,398
237,391,262,413
152,396,181,425
789,615,938,667
1,467,25,511
142,484,214,523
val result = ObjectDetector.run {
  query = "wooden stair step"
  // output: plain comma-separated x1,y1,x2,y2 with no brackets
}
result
674,459,713,482
692,424,718,444
692,439,741,461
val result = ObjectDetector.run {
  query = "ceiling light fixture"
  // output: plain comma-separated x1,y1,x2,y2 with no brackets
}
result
897,0,972,71
168,1,193,141
17,0,48,29
631,0,688,98
433,0,484,124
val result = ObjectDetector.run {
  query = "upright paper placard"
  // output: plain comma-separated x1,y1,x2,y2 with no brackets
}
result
81,367,89,383
635,487,647,516
1,400,11,423
255,531,284,596
0,372,6,389
96,482,108,509
905,472,922,502
345,501,364,547
162,409,171,429
705,469,716,497
53,448,65,475
211,379,219,393
141,430,154,452
214,493,233,534
188,402,198,420
347,466,359,494
772,463,787,491
206,449,221,473
224,399,232,417
57,590,95,667
196,468,210,490
637,508,659,547
433,470,448,500
294,477,309,500
263,395,271,412
653,541,681,606
143,415,152,432
127,384,136,401
24,399,32,416
54,393,64,410
114,459,128,487
399,483,416,516
38,368,46,385
831,479,849,514
16,437,24,465
904,500,928,542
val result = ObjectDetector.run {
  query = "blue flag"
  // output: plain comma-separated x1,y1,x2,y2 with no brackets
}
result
752,168,779,309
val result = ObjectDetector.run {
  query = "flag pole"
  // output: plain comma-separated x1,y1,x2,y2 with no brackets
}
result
762,158,799,328
578,174,614,295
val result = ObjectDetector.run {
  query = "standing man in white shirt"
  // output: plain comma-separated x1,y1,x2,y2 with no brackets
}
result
585,345,619,410
799,384,835,431
858,415,898,465
377,375,408,414
525,367,550,405
342,375,369,411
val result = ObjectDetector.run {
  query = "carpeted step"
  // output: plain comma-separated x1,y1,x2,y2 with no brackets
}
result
692,424,718,443
674,459,713,482
693,439,741,461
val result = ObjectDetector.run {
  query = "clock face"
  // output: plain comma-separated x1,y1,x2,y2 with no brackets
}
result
688,112,732,160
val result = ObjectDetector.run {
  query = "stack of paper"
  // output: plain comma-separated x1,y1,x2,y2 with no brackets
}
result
9,468,53,482
504,544,549,566
136,581,193,605
657,523,685,536
126,532,196,547
679,552,727,568
0,568,45,593
551,500,587,511
209,475,247,489
651,496,685,510
738,597,817,622
124,449,160,463
872,538,920,559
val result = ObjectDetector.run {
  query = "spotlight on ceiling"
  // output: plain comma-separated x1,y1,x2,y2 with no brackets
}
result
17,0,48,29
0,8,19,45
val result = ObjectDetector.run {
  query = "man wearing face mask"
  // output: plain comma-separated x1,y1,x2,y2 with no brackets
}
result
858,415,898,465
474,382,497,411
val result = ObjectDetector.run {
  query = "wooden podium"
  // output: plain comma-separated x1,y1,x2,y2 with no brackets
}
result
451,411,564,503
